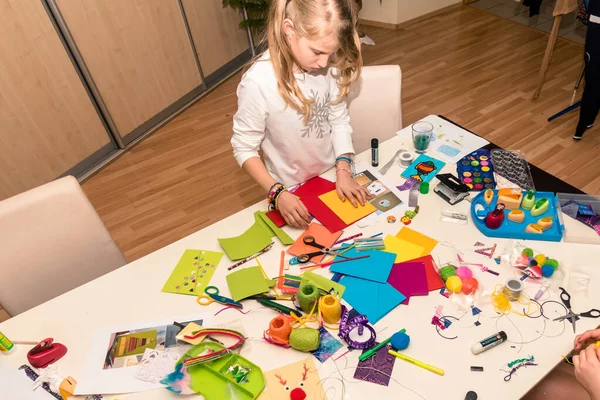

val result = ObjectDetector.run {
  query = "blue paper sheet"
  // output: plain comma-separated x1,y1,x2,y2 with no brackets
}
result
340,276,406,324
401,154,446,183
330,245,395,283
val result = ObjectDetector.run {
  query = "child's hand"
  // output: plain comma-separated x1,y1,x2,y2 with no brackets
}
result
573,345,600,399
277,191,311,228
336,171,371,208
575,329,600,351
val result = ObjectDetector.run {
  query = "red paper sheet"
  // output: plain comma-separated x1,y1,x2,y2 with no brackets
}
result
265,210,286,227
408,255,445,292
294,177,348,233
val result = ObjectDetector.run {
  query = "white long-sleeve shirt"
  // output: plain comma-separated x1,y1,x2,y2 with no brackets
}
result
231,51,355,187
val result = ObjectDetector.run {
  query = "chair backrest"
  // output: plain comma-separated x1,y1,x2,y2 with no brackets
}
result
348,65,403,154
0,176,126,316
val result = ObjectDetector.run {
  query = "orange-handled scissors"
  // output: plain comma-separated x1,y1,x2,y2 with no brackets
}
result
197,286,243,308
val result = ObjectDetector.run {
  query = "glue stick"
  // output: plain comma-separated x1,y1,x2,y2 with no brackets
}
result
0,331,14,352
471,331,507,355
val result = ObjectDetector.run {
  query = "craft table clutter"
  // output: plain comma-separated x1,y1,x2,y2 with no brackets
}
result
1,115,600,400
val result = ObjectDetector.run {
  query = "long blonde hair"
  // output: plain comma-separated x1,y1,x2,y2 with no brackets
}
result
264,0,362,123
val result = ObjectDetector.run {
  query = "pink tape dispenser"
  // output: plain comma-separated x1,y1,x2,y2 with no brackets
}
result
27,338,67,368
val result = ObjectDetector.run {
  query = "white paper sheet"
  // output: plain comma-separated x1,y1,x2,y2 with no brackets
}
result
396,115,489,164
75,313,211,395
0,364,55,400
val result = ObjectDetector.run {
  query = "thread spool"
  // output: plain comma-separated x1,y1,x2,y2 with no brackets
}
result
265,315,293,347
290,328,320,352
505,278,523,301
297,282,320,313
319,294,342,325
390,331,410,350
399,151,414,167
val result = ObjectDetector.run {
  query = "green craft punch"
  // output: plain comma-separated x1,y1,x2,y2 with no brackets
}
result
530,198,549,217
521,189,536,210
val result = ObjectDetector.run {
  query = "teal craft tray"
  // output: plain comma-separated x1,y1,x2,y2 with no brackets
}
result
471,190,564,242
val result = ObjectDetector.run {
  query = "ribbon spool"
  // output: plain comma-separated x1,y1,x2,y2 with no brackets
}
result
297,282,320,313
505,278,524,301
338,305,376,349
264,315,293,347
319,294,342,326
399,151,414,167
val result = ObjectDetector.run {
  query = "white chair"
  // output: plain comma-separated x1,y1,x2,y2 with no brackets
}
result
0,176,126,316
347,65,403,154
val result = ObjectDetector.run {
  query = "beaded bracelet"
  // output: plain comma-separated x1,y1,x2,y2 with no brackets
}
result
336,166,352,175
274,187,288,210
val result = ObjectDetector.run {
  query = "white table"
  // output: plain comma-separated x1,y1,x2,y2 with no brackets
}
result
2,118,599,400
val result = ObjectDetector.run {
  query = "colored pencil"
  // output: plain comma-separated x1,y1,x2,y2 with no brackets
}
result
334,233,363,244
299,255,370,270
227,242,274,271
277,251,285,292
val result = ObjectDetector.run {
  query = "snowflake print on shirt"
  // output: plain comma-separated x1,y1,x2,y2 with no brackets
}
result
300,89,330,139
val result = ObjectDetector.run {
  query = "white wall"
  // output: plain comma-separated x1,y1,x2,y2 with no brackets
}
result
360,0,399,24
360,0,461,25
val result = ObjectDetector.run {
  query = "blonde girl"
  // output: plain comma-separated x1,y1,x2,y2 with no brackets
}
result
231,0,370,228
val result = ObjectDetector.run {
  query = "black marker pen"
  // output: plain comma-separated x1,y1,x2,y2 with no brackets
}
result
371,138,379,167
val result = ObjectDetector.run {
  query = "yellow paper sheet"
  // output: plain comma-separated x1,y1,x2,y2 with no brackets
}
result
383,235,426,263
175,322,206,345
318,190,376,224
395,227,439,254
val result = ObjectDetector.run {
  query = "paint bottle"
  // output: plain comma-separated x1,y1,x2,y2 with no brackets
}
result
0,331,14,352
471,331,507,355
371,138,379,167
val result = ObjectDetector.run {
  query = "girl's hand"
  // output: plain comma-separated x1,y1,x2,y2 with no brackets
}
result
336,170,371,208
575,329,600,351
277,191,311,228
573,345,600,399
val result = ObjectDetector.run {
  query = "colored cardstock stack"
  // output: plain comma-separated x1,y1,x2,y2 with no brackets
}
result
226,266,271,301
293,177,348,233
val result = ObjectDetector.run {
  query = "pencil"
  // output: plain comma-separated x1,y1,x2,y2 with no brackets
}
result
277,251,285,292
299,255,370,270
227,242,274,271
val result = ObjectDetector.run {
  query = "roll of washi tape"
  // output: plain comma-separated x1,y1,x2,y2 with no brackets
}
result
399,151,414,167
505,278,523,301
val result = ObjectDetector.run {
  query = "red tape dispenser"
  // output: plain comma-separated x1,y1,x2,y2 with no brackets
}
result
27,338,67,368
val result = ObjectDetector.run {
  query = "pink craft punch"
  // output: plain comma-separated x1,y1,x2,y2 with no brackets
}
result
27,338,67,368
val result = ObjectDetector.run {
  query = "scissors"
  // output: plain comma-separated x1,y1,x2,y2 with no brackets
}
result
296,236,350,264
553,287,600,333
197,286,243,309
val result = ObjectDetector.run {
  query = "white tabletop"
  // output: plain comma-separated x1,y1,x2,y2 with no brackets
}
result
2,117,599,400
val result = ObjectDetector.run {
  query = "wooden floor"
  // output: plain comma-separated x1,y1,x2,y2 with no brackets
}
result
83,5,599,264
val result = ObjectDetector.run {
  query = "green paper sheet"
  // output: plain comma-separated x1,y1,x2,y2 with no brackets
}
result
218,215,273,261
256,211,294,245
161,250,223,296
301,271,345,297
226,266,271,301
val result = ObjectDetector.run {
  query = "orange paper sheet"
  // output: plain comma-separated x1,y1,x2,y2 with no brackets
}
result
287,223,342,263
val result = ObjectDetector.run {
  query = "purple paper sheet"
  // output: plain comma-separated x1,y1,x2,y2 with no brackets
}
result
354,343,396,386
388,262,429,305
